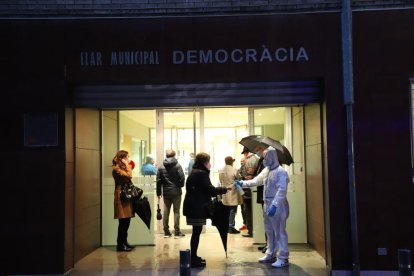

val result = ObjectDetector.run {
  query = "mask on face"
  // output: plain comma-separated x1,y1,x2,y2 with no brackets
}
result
263,149,279,170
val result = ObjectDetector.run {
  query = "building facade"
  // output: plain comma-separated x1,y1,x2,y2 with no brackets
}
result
1,1,414,275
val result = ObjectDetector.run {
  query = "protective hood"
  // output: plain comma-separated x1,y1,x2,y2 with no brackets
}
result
263,148,279,170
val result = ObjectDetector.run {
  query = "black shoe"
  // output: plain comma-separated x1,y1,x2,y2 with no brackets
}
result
116,244,132,252
174,231,185,238
191,258,206,268
193,256,206,263
124,242,135,249
261,246,268,253
164,231,172,238
242,233,253,237
228,227,240,234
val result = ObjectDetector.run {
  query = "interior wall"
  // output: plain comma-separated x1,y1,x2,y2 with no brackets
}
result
289,106,308,243
75,109,101,262
304,103,326,259
102,111,119,245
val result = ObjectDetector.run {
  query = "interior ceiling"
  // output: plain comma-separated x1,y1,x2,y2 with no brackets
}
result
122,107,285,128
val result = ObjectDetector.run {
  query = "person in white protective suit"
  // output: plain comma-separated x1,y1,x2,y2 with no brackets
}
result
234,147,290,268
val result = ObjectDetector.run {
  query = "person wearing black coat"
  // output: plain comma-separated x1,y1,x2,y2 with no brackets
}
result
183,152,229,268
156,149,186,238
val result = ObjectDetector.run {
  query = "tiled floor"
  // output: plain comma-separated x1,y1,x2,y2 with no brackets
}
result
67,231,328,276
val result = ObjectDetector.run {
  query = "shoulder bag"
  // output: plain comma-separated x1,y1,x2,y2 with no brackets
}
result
120,182,143,202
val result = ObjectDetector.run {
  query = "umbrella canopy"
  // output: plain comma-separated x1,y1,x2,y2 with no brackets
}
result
211,198,230,257
239,135,294,165
133,196,152,230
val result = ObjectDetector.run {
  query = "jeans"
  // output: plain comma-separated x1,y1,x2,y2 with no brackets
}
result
228,206,238,228
163,195,182,233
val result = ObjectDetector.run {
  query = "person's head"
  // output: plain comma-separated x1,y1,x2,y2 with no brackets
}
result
194,152,211,170
225,156,235,166
190,152,195,159
240,157,246,165
254,143,268,158
166,149,176,158
263,147,279,170
145,155,154,164
112,150,129,166
241,147,250,157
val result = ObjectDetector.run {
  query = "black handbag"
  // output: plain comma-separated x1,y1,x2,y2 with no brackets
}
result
120,182,143,202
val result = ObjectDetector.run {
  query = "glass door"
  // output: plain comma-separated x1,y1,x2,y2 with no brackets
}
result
157,109,200,232
161,109,200,175
251,106,307,243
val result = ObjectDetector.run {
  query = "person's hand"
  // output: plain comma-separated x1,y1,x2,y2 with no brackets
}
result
121,158,129,165
233,180,243,188
267,205,277,217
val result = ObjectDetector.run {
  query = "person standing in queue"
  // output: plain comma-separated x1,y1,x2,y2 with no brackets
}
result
219,156,243,234
112,150,135,252
156,149,186,238
239,147,259,237
183,152,229,268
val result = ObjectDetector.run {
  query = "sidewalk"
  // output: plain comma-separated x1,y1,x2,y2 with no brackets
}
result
67,232,328,275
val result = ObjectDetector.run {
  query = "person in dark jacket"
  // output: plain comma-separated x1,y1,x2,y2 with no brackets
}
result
156,149,186,238
183,152,229,268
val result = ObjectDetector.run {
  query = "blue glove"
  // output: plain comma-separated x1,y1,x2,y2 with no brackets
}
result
233,180,243,188
267,205,277,217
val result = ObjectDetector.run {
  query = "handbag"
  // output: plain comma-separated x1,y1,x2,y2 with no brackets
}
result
120,182,143,202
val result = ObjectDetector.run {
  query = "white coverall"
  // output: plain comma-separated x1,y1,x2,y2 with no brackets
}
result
241,149,290,260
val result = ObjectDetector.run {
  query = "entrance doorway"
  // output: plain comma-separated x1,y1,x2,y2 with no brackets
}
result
101,106,308,245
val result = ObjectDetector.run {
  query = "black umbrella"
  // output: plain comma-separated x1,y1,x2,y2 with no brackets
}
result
133,196,152,230
156,197,162,221
211,198,230,257
239,135,294,165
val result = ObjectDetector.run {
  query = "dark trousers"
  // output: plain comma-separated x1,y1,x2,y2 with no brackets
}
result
243,198,253,235
190,225,203,259
117,217,131,245
163,195,182,233
241,203,246,225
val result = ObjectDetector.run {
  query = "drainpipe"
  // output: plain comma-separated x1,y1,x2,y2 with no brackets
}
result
341,0,360,275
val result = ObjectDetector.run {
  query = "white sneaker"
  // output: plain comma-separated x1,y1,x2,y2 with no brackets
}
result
258,254,275,263
272,258,289,268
